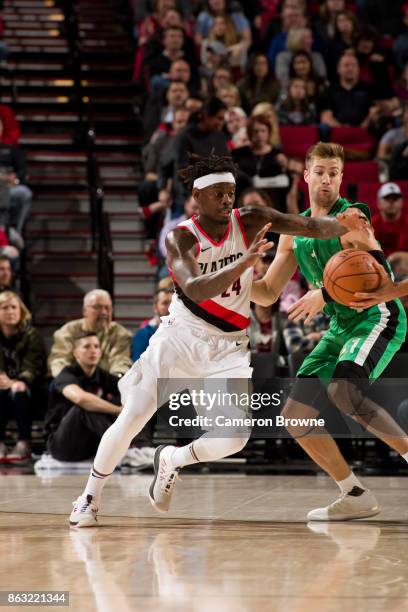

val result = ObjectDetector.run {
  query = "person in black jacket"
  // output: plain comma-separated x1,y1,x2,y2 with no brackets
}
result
0,291,46,461
45,333,122,462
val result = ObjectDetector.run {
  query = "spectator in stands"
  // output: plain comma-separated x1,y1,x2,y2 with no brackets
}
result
377,103,408,164
216,84,241,109
208,65,234,96
48,289,132,378
142,107,190,182
131,289,173,361
232,114,290,204
224,106,248,149
236,187,274,209
150,58,197,94
0,255,13,292
136,0,179,48
237,53,280,113
319,52,375,128
194,0,252,53
146,26,193,82
353,28,394,99
276,77,317,125
201,14,248,68
371,182,408,256
326,10,358,74
139,108,190,243
0,105,20,145
312,0,346,49
0,118,33,235
266,3,307,70
199,41,230,90
45,333,122,462
389,138,408,180
0,225,21,270
393,5,408,70
0,291,46,461
288,50,328,102
174,96,229,174
275,27,327,91
143,79,189,144
251,102,282,149
185,95,205,114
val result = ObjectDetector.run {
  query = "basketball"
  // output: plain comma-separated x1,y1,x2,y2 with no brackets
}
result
323,249,382,306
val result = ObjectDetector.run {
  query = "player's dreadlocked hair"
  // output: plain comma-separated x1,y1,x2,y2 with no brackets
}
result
177,153,238,190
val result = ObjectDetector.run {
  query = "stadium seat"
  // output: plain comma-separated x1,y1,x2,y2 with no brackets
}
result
330,126,377,159
279,126,319,159
355,181,382,211
343,161,379,183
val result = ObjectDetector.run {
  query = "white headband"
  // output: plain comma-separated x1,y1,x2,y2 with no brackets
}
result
193,172,236,190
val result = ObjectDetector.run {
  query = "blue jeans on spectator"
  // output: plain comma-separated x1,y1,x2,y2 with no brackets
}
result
9,185,33,234
0,390,32,441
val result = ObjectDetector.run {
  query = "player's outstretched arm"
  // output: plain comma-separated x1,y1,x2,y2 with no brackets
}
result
251,234,298,306
239,206,369,239
166,224,273,303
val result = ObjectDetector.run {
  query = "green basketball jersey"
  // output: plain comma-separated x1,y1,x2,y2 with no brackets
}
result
292,197,397,329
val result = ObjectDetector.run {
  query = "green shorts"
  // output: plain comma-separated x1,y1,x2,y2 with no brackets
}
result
297,300,407,383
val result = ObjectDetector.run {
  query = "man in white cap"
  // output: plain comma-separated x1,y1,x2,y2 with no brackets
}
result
372,182,408,257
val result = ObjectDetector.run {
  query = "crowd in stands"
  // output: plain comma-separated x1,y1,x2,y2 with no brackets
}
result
133,0,408,372
1,0,408,465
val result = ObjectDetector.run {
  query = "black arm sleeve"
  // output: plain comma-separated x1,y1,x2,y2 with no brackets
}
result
369,249,391,276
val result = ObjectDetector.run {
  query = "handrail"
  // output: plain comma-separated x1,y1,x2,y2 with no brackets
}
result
86,126,114,301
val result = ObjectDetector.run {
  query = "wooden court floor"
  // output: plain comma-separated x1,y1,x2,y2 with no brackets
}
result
0,473,408,611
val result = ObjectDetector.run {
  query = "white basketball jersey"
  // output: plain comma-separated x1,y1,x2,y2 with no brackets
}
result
168,209,252,334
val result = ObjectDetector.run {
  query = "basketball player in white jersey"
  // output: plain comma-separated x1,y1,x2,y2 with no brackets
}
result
69,153,366,527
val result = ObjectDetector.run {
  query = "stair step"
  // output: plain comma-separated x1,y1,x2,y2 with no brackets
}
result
17,111,80,122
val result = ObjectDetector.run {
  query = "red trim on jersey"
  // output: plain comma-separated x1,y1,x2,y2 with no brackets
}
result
178,225,200,257
192,215,231,247
198,299,250,329
234,209,250,249
168,267,177,283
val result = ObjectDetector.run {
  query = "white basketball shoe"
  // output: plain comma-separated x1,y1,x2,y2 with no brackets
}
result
149,445,180,513
69,494,99,527
307,487,380,521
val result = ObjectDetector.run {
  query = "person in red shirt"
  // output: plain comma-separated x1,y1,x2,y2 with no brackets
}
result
371,182,408,257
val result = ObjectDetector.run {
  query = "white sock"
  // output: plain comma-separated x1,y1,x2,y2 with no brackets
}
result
401,451,408,464
83,466,113,506
336,472,365,495
171,435,249,469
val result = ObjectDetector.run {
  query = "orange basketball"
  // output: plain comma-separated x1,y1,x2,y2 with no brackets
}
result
323,249,381,307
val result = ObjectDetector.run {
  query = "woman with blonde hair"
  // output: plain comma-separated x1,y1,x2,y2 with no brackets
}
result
275,27,327,90
251,102,281,148
0,291,46,461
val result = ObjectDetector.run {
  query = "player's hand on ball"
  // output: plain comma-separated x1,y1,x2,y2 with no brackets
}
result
336,209,370,235
349,262,397,308
287,289,325,325
246,223,274,265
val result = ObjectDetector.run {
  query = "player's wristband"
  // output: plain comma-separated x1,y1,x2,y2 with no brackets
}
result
321,288,334,303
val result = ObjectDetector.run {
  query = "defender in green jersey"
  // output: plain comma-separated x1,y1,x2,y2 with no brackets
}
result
252,142,408,521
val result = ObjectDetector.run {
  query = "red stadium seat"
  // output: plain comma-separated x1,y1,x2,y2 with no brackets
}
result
331,127,376,159
343,161,379,183
355,181,382,212
279,126,319,159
